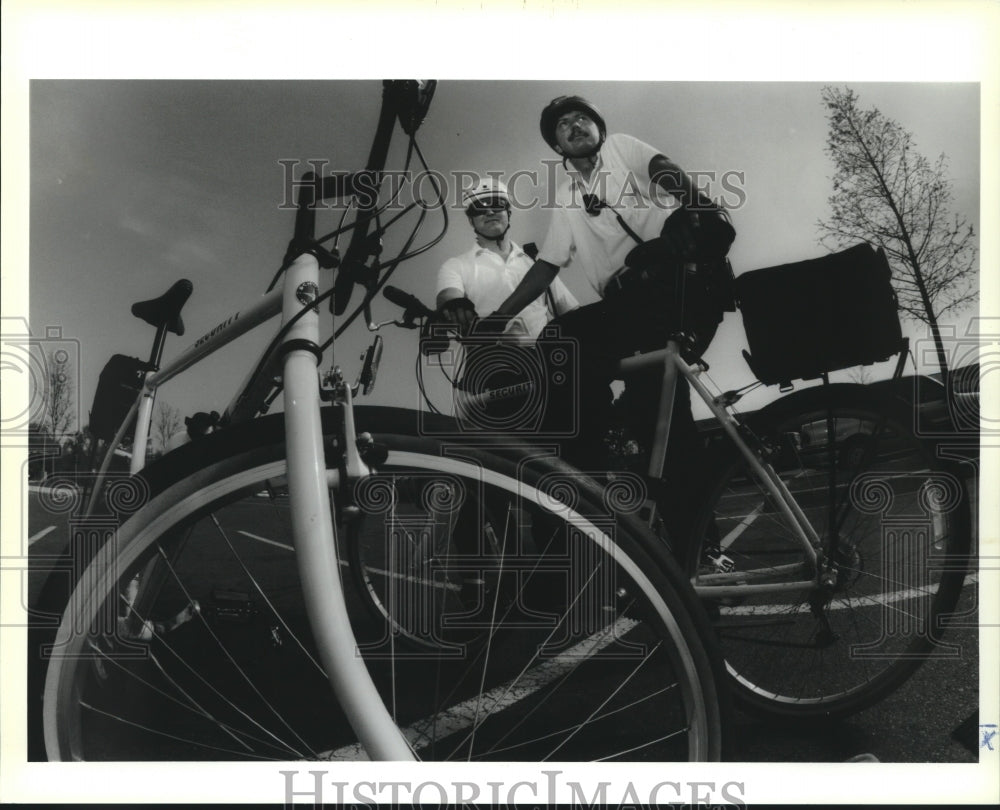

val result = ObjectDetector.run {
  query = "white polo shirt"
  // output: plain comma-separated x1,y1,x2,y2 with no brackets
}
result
538,133,681,297
437,241,578,342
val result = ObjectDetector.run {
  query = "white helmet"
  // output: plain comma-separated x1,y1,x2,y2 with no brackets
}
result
462,178,511,214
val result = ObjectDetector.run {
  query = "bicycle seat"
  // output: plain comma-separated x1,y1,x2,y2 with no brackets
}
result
131,279,194,336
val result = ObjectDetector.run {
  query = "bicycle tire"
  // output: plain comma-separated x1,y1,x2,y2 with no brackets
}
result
685,384,972,721
43,408,729,761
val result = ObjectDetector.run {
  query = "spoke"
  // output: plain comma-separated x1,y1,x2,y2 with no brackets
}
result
593,726,690,762
480,591,654,755
79,701,287,761
211,514,326,676
541,639,664,761
837,563,944,601
147,651,298,755
392,496,540,747
388,476,400,724
841,589,881,690
84,638,277,756
441,562,615,760
118,589,308,758
467,496,513,759
427,617,641,759
479,683,678,759
319,594,636,763
152,544,318,758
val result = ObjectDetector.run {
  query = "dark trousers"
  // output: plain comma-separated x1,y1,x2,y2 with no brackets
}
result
540,278,710,545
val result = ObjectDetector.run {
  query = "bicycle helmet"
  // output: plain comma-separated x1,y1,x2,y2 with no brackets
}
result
463,178,512,246
539,95,607,153
462,178,511,214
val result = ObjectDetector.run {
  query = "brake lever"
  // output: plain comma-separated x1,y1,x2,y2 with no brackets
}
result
363,295,375,330
367,317,414,331
352,334,383,396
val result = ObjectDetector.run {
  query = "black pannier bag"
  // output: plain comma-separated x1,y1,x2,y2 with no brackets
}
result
736,243,904,387
90,354,149,441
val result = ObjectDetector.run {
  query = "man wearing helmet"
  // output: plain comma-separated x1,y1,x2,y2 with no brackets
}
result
436,178,577,341
486,95,736,538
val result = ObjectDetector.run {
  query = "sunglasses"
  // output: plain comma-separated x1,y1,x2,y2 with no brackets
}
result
469,201,508,214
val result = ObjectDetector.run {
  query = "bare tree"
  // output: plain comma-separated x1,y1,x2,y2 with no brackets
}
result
818,86,978,378
153,401,183,452
44,349,75,441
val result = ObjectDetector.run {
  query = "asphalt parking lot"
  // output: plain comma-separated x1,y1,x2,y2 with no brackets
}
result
23,477,981,764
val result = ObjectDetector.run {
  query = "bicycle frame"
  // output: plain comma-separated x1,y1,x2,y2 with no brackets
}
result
420,323,826,600
424,330,826,599
78,91,426,761
85,253,415,759
617,341,822,598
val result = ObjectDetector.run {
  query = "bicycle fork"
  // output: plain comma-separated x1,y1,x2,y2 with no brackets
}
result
281,252,414,760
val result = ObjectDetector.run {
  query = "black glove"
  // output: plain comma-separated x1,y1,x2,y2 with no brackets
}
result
692,206,736,259
438,296,478,334
660,205,735,261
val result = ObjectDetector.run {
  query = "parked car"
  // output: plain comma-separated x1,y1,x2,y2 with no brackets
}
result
695,362,980,466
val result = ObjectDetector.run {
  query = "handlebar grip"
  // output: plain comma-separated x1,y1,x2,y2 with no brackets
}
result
383,285,435,318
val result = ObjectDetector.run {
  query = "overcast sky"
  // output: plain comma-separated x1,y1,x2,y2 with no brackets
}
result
27,79,981,428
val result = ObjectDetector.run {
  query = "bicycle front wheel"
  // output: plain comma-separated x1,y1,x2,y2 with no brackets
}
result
43,411,727,761
687,385,972,720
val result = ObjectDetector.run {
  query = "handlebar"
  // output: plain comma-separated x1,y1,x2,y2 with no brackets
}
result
380,286,454,356
383,285,435,320
286,81,438,316
381,286,519,364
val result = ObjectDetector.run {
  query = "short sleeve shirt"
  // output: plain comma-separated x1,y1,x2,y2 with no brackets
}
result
538,133,681,297
436,241,578,342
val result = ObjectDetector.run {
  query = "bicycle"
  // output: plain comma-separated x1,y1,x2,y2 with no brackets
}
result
380,241,973,723
32,80,730,762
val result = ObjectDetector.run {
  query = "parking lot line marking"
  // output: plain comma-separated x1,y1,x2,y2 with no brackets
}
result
719,471,809,550
236,530,294,552
319,616,640,760
721,504,764,550
29,525,56,545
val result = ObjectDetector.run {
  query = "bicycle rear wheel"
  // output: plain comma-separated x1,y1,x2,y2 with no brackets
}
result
43,410,728,761
347,466,520,650
686,385,972,720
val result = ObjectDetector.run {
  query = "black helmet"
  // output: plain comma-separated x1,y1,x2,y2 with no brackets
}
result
539,95,607,151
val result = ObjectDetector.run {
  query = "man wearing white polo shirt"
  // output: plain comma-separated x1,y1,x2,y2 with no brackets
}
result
434,178,577,431
486,95,736,542
436,178,577,340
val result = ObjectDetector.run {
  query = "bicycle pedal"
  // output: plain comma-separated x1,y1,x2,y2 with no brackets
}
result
705,551,736,574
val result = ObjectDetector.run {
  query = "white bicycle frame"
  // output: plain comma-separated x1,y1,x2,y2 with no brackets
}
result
85,254,415,760
619,340,823,598
442,333,825,598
